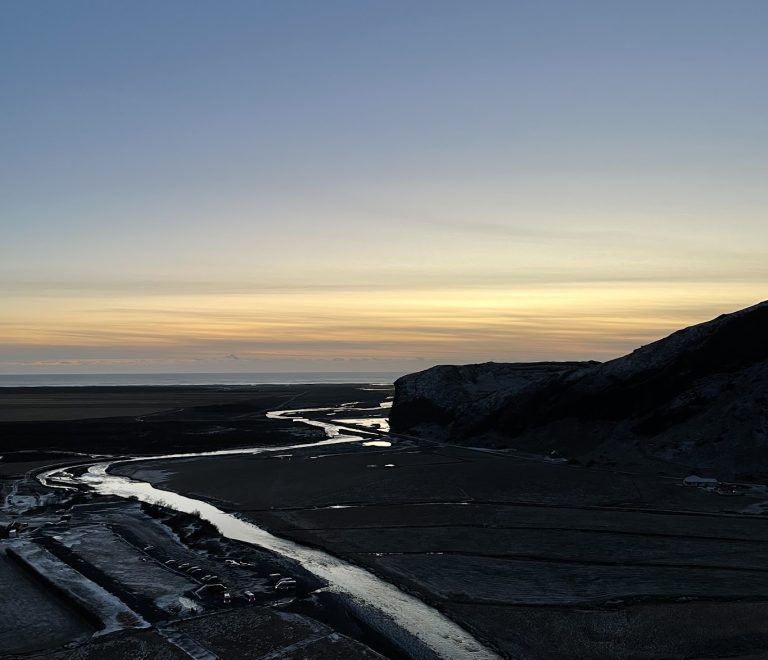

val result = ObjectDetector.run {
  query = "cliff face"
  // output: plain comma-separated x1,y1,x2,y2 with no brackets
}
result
389,361,596,440
390,301,768,476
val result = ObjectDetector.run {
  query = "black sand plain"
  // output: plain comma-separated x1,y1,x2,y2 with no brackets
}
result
5,384,768,658
111,389,768,660
0,384,383,458
0,384,395,659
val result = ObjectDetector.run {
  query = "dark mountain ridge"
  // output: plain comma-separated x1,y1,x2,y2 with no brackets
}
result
390,301,768,477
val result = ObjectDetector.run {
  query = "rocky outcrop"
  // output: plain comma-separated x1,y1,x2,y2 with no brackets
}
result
389,361,597,440
390,301,768,477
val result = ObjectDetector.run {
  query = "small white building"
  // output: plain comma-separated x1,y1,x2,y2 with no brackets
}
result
683,475,718,490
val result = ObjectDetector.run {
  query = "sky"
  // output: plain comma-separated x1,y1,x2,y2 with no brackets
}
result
1,0,767,374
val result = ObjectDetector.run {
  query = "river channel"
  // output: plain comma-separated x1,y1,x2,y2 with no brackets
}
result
37,401,499,660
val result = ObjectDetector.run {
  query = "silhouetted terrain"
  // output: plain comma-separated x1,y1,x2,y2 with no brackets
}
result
391,301,768,478
0,385,373,456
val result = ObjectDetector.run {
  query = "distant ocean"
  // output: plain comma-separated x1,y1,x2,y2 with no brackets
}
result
0,372,402,387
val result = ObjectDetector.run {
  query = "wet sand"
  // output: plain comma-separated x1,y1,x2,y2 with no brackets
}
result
15,385,768,658
0,384,389,422
0,384,389,456
115,420,768,659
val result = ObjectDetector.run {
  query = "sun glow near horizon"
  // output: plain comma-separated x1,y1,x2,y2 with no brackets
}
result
2,280,764,373
2,2,767,374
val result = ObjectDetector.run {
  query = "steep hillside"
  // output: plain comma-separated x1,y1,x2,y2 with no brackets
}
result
389,361,596,440
390,301,768,477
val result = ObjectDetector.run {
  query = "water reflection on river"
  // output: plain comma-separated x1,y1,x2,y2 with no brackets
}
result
38,400,498,660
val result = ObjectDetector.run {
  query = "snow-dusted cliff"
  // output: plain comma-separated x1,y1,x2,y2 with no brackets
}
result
390,301,768,476
389,361,595,440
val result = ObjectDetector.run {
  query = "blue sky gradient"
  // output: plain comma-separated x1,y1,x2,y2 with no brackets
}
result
2,1,766,373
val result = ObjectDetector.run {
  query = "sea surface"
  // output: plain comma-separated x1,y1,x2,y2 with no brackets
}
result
0,372,401,387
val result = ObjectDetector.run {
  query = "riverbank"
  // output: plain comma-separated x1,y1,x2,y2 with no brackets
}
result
0,384,401,659
11,386,768,658
0,384,390,455
113,403,768,659
36,404,498,659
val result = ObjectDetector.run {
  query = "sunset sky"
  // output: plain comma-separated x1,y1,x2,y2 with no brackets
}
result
2,1,767,374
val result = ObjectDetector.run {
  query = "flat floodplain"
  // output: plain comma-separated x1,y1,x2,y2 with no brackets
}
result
0,384,384,456
10,383,768,658
115,435,768,659
0,386,304,422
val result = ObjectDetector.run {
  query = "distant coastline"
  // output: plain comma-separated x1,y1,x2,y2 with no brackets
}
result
0,372,402,387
